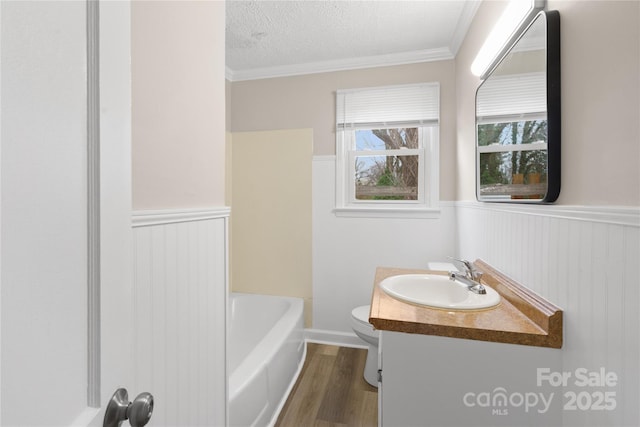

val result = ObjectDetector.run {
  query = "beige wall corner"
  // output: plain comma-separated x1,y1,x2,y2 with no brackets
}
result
225,132,233,207
226,79,232,132
228,129,313,327
132,1,226,209
226,131,234,291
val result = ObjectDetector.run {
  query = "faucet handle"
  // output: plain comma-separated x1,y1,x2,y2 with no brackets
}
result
447,257,474,275
473,271,483,283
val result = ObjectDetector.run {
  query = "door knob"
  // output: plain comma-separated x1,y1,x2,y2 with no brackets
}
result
104,388,154,427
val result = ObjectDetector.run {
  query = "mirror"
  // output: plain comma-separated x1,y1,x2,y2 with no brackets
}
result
476,10,560,203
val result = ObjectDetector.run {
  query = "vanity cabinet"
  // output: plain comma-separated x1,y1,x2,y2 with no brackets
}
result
378,331,562,427
369,263,564,427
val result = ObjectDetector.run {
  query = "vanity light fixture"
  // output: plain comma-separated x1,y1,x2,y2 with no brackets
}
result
471,0,545,79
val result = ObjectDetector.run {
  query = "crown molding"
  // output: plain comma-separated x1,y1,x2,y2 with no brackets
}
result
449,0,481,55
225,65,235,82
226,47,454,82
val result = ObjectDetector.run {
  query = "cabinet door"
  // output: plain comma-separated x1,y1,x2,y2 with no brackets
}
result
380,331,562,426
378,331,383,427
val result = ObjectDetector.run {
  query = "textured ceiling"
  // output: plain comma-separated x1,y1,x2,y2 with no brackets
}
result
226,0,480,81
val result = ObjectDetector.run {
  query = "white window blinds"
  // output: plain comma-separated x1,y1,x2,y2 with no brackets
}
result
336,83,440,130
476,72,546,123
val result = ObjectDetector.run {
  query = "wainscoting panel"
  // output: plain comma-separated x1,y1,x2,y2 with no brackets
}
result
456,202,640,426
132,208,229,426
312,156,457,334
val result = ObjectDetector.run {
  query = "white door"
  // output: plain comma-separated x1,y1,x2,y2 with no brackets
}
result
1,1,138,425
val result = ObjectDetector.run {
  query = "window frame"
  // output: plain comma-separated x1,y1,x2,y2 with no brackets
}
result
335,125,440,219
334,83,441,218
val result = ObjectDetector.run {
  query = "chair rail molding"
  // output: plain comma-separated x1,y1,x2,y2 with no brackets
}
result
455,200,640,227
131,207,228,425
132,207,231,228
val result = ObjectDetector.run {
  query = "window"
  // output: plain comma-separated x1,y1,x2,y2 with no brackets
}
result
335,83,440,218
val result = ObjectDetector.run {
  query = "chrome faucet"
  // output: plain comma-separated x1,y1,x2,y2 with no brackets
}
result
447,257,487,295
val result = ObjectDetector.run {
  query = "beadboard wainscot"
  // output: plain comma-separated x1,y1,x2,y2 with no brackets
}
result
456,201,640,427
132,207,230,426
311,155,458,344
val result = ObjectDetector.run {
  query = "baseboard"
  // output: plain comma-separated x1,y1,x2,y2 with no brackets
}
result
304,328,368,349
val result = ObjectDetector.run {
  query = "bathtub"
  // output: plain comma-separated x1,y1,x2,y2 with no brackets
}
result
228,293,305,427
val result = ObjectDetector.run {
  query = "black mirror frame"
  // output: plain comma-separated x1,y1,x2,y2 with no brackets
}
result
475,10,561,203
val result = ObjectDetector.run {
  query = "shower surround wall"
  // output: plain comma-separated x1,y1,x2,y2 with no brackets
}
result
227,129,313,326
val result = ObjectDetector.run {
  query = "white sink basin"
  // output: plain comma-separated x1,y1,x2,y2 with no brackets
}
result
380,274,500,310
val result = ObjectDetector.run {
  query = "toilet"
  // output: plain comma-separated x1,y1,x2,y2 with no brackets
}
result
350,305,379,387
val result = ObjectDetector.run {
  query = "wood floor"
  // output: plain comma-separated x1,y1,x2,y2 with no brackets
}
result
275,343,378,427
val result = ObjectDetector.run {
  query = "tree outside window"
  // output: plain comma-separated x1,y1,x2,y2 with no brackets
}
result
354,128,420,201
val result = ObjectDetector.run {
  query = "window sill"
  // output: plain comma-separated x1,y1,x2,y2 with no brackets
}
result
333,206,441,219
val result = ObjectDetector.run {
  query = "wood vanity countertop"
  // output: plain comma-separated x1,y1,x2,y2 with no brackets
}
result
369,261,563,348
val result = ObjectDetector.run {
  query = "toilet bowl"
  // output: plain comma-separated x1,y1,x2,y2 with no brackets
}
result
350,305,379,387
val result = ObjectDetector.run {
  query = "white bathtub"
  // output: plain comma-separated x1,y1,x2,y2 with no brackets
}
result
228,292,305,427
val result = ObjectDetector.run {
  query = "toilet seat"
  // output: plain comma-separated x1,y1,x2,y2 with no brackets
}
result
351,305,378,344
351,305,372,327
